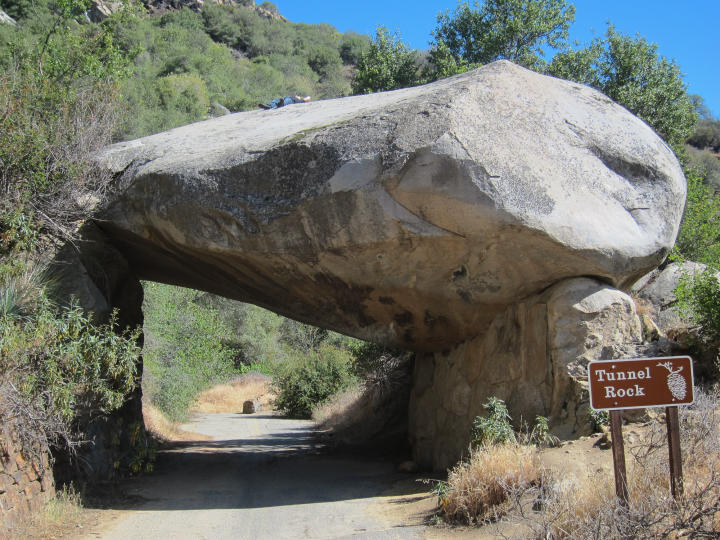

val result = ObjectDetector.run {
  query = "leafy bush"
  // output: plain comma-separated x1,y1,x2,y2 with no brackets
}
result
339,32,370,64
471,397,517,446
672,167,720,265
272,343,357,418
688,118,720,153
431,0,575,70
352,26,420,94
676,268,720,344
588,407,609,431
0,0,131,242
0,268,140,455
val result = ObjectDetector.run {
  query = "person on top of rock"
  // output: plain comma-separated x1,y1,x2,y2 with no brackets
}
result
259,95,311,110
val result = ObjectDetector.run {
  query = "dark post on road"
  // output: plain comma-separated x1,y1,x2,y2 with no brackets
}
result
588,356,694,504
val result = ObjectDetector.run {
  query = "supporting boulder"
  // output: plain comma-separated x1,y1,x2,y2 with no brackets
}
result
409,277,643,470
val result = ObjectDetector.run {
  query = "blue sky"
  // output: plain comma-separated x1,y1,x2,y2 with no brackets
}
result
276,0,720,118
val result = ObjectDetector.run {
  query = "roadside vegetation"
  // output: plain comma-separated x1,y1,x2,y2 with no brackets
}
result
431,393,720,536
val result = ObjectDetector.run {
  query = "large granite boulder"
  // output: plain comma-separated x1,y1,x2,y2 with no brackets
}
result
94,60,685,352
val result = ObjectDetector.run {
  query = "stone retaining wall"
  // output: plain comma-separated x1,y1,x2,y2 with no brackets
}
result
0,425,55,535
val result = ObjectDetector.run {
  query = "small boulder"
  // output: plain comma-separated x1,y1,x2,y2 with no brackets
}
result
242,400,259,414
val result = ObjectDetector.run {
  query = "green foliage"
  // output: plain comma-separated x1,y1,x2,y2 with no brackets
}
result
672,168,720,265
231,303,286,368
339,31,370,65
431,0,575,70
0,268,140,446
423,40,473,81
142,282,239,421
471,398,559,447
471,397,516,446
588,408,609,432
271,343,357,418
548,25,696,150
688,119,720,153
0,210,39,255
676,269,720,344
687,147,720,191
104,2,353,138
525,415,559,447
351,26,420,94
142,284,372,421
0,0,131,240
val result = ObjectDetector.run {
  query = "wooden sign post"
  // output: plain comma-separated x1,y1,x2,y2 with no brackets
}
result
588,356,694,504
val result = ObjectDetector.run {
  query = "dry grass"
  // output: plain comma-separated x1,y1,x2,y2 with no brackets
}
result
432,388,720,537
515,387,720,538
312,354,413,452
190,373,273,414
437,442,542,525
7,486,86,539
312,385,364,426
143,402,210,442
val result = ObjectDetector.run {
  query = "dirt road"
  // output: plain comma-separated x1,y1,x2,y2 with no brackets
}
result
81,412,433,540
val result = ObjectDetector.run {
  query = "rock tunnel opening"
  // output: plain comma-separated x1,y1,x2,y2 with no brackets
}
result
137,279,416,460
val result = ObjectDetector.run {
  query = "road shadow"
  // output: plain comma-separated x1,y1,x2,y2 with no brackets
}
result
84,414,431,513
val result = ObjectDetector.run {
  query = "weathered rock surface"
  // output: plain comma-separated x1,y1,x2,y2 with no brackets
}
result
95,60,685,352
409,277,643,469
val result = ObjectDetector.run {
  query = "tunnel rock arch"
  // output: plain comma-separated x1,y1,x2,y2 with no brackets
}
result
56,61,685,471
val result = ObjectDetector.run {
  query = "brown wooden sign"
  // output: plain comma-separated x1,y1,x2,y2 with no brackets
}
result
588,356,694,411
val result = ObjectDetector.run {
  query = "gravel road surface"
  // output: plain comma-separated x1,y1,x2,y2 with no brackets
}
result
82,412,429,540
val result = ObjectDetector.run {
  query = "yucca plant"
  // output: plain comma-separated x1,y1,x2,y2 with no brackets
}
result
0,264,48,320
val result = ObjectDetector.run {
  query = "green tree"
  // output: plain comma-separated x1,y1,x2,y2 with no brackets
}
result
351,26,419,94
549,26,696,151
339,31,370,65
0,0,132,243
430,0,575,71
672,168,720,265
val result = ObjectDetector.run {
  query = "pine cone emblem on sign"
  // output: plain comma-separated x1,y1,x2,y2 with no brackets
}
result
658,361,687,401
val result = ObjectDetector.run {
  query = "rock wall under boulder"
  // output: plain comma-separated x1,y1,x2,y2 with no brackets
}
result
409,277,643,470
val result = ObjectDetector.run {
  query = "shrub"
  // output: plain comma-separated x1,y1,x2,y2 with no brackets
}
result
676,267,720,365
672,167,720,265
524,388,720,539
0,268,140,457
0,2,130,243
471,397,517,446
588,407,609,431
352,26,420,94
272,343,356,418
